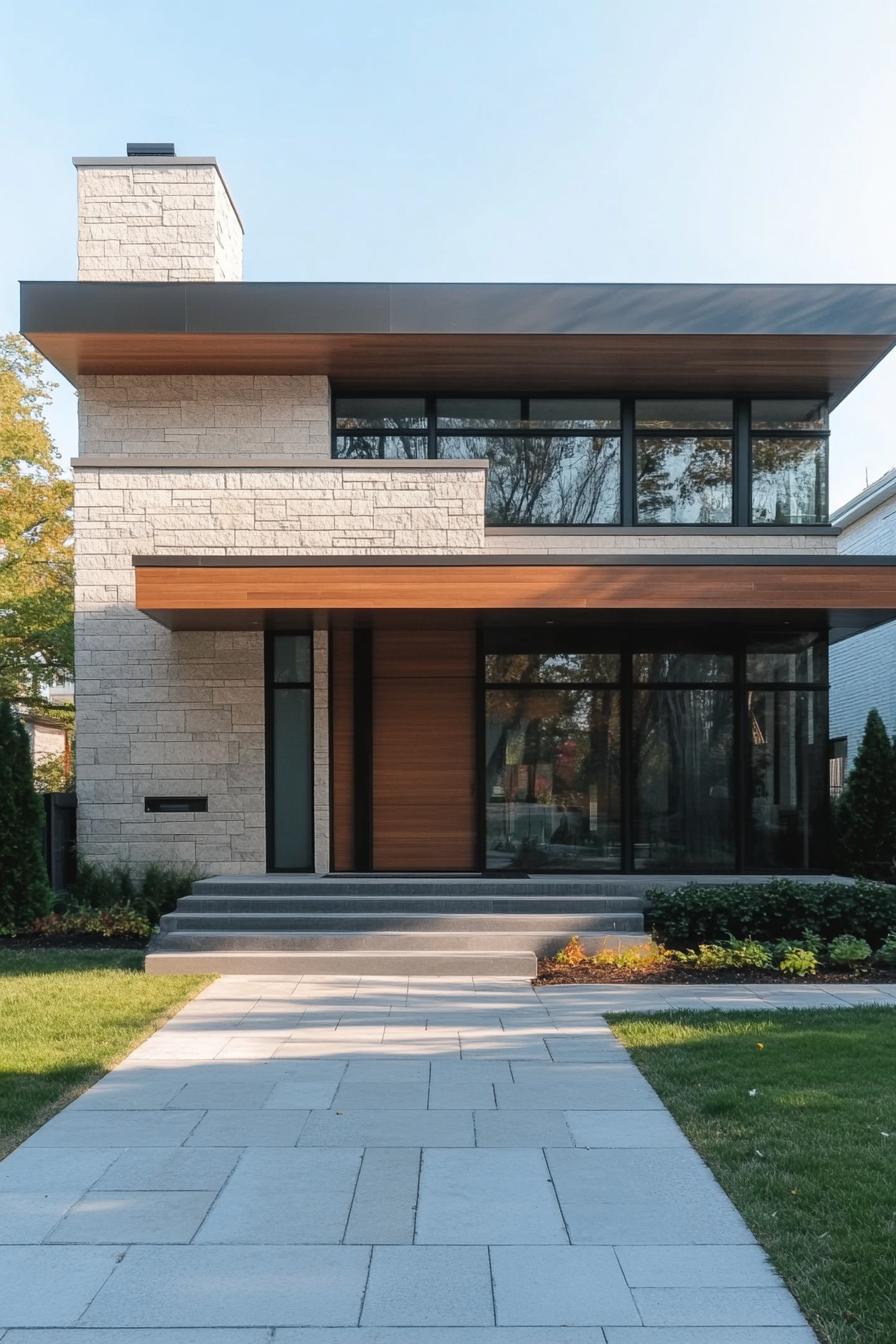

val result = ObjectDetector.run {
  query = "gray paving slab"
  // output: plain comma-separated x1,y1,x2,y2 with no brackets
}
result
185,1109,309,1146
0,1149,121,1193
633,1287,807,1327
343,1147,420,1244
68,1076,188,1110
360,1245,494,1326
3,1333,268,1344
415,1148,567,1243
47,1190,216,1244
0,1246,124,1326
195,1148,363,1243
332,1061,431,1109
81,1244,371,1326
496,1063,662,1110
92,1146,242,1191
275,1332,608,1342
564,1108,689,1148
546,1148,751,1244
0,1193,82,1244
263,1062,347,1109
605,1331,817,1343
299,1108,474,1147
473,1109,573,1147
165,1080,278,1109
491,1245,640,1326
23,1111,205,1149
427,1059,512,1108
617,1244,779,1287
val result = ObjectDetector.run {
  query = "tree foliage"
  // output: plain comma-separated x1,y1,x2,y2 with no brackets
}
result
0,334,74,706
0,699,51,930
834,708,896,880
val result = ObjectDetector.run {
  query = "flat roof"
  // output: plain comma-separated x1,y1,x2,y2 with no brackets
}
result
20,281,896,400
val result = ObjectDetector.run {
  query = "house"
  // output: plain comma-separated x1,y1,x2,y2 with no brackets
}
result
829,468,896,784
19,145,896,972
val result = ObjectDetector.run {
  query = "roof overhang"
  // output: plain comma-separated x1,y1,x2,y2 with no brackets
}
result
133,553,896,641
21,281,896,402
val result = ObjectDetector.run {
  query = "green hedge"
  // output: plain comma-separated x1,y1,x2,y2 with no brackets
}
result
647,878,896,950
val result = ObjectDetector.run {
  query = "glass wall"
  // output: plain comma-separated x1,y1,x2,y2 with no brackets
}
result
267,634,313,871
482,632,829,873
334,396,831,527
484,653,621,870
746,636,828,869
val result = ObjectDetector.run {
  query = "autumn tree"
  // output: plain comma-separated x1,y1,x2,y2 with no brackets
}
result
0,334,73,707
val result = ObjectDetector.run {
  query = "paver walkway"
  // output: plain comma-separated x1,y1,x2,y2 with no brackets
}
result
5,975,890,1341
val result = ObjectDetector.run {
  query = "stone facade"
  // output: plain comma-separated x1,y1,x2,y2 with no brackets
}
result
72,458,487,871
78,375,330,461
75,158,243,282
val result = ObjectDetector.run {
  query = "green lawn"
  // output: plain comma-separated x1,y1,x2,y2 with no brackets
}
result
0,948,210,1158
610,1007,896,1344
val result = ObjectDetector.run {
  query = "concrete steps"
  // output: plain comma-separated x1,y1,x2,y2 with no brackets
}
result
145,874,649,976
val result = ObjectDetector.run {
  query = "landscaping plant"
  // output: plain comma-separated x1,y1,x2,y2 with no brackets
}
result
827,934,873,967
834,707,896,880
0,699,51,933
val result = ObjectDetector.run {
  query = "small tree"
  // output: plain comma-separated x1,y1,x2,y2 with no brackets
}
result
834,708,896,880
0,699,51,930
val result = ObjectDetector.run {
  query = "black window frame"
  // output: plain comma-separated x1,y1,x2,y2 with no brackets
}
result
332,394,832,528
480,627,830,874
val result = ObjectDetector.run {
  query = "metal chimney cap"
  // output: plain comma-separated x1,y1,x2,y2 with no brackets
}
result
126,142,175,157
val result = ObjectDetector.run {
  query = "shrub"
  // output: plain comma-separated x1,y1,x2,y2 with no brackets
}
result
0,701,52,930
554,935,588,966
648,878,896,949
827,934,873,967
874,931,896,966
591,943,671,973
68,859,197,924
777,946,818,977
834,708,896,880
30,904,152,941
675,938,773,972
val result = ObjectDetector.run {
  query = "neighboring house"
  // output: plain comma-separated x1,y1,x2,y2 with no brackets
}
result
19,711,70,775
17,145,896,915
829,468,896,781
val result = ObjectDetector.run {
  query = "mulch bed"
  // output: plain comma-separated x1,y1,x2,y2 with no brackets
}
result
0,935,147,951
535,961,896,986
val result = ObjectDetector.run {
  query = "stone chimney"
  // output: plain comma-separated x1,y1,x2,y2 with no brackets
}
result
74,143,243,282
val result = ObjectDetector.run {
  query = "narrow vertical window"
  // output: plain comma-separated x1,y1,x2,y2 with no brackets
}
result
268,634,313,871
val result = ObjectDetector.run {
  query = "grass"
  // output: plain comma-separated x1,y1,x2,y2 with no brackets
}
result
0,948,211,1157
610,1007,896,1344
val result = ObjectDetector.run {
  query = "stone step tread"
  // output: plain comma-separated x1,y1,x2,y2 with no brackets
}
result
177,896,646,910
149,930,648,952
146,949,536,977
163,913,644,929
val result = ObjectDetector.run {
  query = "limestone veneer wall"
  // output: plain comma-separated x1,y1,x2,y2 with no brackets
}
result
78,376,330,462
75,159,243,282
73,462,487,873
485,528,839,556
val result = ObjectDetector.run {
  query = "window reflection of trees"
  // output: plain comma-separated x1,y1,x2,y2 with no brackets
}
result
440,435,621,525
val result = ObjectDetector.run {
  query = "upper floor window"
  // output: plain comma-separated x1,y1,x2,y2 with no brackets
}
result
635,400,733,525
333,394,830,528
750,400,829,526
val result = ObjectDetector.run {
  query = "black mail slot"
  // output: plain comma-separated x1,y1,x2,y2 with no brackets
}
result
144,796,208,814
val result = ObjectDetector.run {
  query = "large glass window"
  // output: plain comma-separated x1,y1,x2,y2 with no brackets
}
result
635,400,733,524
332,395,831,526
484,650,621,870
746,635,828,869
750,400,829,524
632,653,736,872
268,634,313,871
482,632,830,873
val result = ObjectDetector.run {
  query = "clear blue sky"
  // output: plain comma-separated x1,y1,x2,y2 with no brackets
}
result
3,0,895,507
